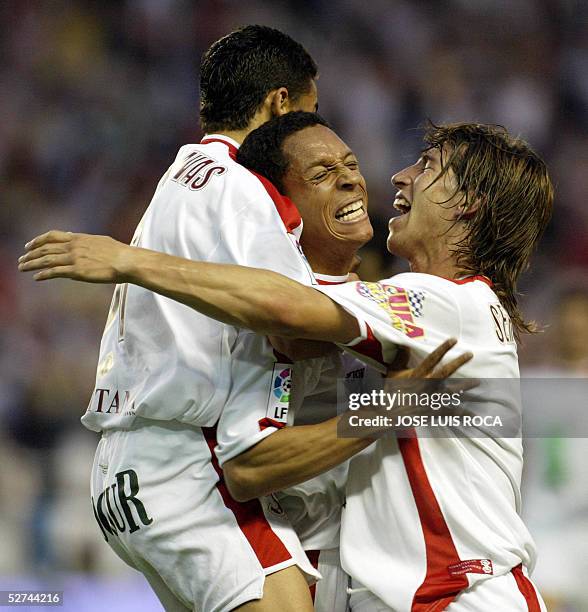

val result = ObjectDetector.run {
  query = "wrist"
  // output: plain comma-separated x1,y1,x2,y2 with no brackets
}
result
115,243,142,283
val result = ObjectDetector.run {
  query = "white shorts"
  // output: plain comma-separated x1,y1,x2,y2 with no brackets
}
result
90,418,319,612
309,548,350,612
348,565,546,611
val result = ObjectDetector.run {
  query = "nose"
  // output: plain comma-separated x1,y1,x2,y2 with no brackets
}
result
337,167,363,190
391,165,412,189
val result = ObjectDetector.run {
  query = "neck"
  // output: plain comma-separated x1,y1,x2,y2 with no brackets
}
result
407,251,463,280
212,114,270,146
406,229,471,280
304,243,358,277
215,129,249,145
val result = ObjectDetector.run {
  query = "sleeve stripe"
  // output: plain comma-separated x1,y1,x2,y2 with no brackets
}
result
346,323,387,366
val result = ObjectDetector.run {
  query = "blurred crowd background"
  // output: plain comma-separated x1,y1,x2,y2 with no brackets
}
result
1,1,588,610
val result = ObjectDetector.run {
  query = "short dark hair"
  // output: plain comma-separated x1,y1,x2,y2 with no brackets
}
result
200,25,317,134
423,121,554,337
237,111,330,192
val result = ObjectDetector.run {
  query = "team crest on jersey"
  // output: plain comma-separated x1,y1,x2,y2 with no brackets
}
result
356,282,425,339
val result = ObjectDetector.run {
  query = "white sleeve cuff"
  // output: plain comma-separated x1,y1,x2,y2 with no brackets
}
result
214,425,279,468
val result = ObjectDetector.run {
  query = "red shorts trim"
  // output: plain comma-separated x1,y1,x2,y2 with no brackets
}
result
202,426,291,569
511,564,542,612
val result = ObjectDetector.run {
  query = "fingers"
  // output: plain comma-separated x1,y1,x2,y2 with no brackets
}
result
24,230,74,250
18,253,73,272
430,350,473,379
18,243,71,266
444,378,479,394
412,338,457,377
33,266,77,281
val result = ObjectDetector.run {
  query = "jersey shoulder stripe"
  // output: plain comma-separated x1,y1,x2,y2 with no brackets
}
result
248,169,303,235
199,136,303,237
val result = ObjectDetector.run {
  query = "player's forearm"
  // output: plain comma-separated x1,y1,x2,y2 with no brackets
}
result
222,416,371,502
118,246,286,332
19,231,360,342
118,246,358,342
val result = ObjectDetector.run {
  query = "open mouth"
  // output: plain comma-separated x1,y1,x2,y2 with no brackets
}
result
335,199,366,222
393,197,411,214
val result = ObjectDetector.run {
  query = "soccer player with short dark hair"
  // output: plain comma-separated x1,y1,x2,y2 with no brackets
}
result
21,120,554,610
19,25,323,612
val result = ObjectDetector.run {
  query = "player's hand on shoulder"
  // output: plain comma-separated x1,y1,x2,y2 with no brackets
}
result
387,338,473,381
381,339,476,421
18,230,130,283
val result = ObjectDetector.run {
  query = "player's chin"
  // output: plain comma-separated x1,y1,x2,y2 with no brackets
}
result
333,216,373,244
386,232,403,255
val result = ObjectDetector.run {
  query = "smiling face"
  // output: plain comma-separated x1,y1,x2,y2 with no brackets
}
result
281,125,373,272
387,146,465,269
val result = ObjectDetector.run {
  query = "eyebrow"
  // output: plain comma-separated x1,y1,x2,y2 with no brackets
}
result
304,150,356,172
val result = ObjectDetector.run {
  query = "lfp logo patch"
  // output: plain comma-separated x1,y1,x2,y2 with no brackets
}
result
273,368,292,402
265,363,292,425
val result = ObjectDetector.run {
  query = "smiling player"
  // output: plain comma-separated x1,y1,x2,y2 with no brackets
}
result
19,113,476,611
19,121,552,610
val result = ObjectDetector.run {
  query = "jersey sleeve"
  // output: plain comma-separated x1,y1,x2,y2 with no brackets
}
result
316,274,461,369
214,331,292,466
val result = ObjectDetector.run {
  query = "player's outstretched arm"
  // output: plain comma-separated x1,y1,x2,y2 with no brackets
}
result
223,338,472,501
18,231,359,343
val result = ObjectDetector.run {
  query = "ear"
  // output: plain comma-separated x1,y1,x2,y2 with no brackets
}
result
453,196,481,221
267,87,290,117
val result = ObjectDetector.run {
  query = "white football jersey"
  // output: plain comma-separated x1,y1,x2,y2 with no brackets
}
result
214,273,382,551
275,348,382,551
318,273,537,610
82,135,315,433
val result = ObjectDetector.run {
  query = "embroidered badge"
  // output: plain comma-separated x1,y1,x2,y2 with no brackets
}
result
447,559,494,577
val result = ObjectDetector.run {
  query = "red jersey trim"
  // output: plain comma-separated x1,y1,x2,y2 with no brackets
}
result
200,136,238,160
511,564,542,612
397,435,469,610
201,426,291,568
316,277,349,285
450,275,493,287
202,137,303,235
249,170,303,235
258,417,287,431
349,322,386,366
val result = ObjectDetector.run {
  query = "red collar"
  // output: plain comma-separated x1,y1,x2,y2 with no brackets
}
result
200,135,238,160
450,275,493,287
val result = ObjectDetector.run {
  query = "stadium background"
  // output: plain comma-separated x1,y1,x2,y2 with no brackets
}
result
1,1,587,610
